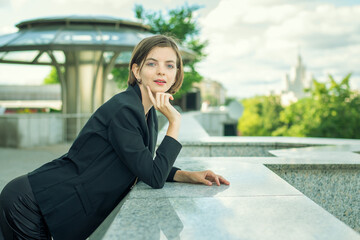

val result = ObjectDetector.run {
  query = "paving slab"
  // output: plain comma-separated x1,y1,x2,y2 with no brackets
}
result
104,193,359,240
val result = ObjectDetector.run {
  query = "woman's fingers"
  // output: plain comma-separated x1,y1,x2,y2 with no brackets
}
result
218,175,230,185
156,92,161,108
157,92,166,109
160,93,173,107
208,171,220,186
188,171,211,186
147,86,173,109
199,177,212,186
146,87,179,123
150,89,173,109
203,171,230,186
186,170,229,186
147,86,156,106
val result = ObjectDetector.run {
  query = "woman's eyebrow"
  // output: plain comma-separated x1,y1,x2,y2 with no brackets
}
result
145,57,175,63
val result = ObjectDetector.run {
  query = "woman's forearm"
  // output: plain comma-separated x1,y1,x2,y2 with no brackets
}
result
173,170,189,182
166,120,181,140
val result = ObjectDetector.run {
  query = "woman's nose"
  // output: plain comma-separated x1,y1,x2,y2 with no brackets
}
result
157,64,165,75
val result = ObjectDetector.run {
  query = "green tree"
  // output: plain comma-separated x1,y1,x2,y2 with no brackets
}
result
274,73,360,138
112,4,207,97
238,95,283,136
111,67,129,90
272,98,315,137
43,66,60,84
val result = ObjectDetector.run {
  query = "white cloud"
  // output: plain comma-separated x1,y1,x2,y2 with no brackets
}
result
198,0,360,98
242,4,298,24
10,0,28,8
266,4,360,46
0,26,17,34
0,64,50,85
0,0,9,7
7,0,135,22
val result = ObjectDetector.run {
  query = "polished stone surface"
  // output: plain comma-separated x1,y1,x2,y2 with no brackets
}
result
104,196,360,240
102,155,360,239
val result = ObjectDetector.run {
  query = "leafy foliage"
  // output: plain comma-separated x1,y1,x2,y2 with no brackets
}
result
43,67,60,84
238,74,360,139
111,67,129,90
238,95,283,136
112,4,207,97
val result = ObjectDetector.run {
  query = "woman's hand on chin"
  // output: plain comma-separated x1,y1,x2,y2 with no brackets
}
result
147,86,180,124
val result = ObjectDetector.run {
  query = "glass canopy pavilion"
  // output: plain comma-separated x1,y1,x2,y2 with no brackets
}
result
0,16,193,140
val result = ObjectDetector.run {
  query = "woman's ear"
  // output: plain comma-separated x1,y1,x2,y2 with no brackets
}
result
131,63,140,79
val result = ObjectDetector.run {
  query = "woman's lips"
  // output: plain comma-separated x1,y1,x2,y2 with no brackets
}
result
154,79,166,86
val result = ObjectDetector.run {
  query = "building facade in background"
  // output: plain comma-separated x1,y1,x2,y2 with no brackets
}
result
281,55,312,106
193,79,227,107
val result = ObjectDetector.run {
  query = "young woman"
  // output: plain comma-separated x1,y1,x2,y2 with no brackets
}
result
0,35,229,240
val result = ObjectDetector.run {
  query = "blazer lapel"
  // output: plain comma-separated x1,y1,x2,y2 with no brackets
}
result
129,84,157,156
147,107,157,157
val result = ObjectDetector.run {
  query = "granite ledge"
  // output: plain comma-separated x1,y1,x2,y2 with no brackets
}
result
265,164,360,170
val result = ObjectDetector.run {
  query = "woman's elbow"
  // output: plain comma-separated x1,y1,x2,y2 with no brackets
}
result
151,181,165,189
149,172,167,189
149,176,166,189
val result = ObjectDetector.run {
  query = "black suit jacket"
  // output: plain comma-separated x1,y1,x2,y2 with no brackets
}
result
28,84,182,240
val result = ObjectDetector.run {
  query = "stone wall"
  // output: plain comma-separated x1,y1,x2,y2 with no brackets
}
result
0,114,63,148
266,164,360,232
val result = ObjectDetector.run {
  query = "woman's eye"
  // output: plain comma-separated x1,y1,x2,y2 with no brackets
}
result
147,62,156,67
167,64,175,69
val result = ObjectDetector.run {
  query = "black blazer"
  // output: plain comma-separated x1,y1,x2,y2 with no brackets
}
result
28,84,182,240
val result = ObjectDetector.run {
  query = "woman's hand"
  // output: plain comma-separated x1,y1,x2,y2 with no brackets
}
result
174,170,230,186
147,86,180,124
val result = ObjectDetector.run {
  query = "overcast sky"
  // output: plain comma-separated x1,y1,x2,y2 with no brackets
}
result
0,0,359,98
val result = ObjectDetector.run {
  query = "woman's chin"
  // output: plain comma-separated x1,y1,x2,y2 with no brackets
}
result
150,85,170,93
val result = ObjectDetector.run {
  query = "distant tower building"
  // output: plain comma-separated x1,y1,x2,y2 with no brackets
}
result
281,55,312,106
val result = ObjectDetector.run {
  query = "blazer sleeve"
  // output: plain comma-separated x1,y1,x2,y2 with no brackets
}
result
108,106,182,189
167,166,180,182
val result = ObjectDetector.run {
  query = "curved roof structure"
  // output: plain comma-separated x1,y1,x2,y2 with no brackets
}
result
0,16,153,66
0,16,194,66
0,16,151,51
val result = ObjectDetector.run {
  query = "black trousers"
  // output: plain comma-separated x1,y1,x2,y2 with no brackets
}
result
0,175,51,240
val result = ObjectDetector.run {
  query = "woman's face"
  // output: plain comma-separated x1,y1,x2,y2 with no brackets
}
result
132,46,177,94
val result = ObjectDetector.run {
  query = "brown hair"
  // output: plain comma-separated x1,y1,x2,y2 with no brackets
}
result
128,35,184,94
